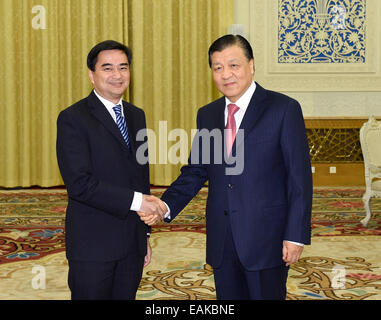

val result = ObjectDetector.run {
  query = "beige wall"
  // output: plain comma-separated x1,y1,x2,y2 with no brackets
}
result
233,0,381,118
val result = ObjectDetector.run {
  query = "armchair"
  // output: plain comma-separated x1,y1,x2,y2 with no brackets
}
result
359,116,381,227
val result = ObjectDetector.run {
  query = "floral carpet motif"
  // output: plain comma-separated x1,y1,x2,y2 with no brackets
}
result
0,187,381,300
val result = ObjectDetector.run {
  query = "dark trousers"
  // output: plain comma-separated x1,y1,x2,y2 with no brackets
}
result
213,223,289,300
68,253,145,300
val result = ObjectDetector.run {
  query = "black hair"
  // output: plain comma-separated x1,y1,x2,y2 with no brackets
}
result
208,34,254,68
87,40,132,71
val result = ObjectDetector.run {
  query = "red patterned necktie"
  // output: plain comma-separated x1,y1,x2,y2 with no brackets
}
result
225,103,240,156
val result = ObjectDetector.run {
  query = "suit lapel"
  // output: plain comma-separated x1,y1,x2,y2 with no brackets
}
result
213,98,227,161
216,97,226,132
236,82,268,147
122,101,137,152
87,91,132,153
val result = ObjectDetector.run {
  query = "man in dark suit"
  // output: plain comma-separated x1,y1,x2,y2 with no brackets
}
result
56,40,164,300
141,35,313,300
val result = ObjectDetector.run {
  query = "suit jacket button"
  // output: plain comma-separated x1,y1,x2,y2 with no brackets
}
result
224,210,228,216
228,183,233,189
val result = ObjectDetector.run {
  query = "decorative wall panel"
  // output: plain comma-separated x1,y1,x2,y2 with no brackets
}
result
307,128,363,162
305,118,369,163
278,0,366,64
249,0,381,91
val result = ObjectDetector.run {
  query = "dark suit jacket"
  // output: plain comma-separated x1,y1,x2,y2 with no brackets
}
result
56,91,150,262
162,82,312,271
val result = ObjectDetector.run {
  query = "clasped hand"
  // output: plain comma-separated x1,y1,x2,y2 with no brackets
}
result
137,195,167,226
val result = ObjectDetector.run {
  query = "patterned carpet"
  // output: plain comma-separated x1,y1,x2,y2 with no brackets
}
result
0,187,381,300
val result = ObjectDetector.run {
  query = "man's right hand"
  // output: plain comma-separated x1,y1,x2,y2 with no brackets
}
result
138,195,167,226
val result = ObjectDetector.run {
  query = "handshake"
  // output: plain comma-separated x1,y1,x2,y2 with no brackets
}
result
137,194,168,226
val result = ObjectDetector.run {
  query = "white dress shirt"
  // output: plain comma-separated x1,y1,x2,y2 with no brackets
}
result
93,89,143,212
224,81,256,129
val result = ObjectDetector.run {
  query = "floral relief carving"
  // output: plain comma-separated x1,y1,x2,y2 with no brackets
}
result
278,0,366,63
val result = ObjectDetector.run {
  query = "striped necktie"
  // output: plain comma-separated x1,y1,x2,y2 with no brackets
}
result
113,104,131,148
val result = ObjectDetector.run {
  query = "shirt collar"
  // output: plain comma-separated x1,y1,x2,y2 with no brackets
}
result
225,81,256,112
93,89,123,115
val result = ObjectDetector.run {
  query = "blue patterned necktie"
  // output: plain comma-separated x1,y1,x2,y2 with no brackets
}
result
113,104,130,148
